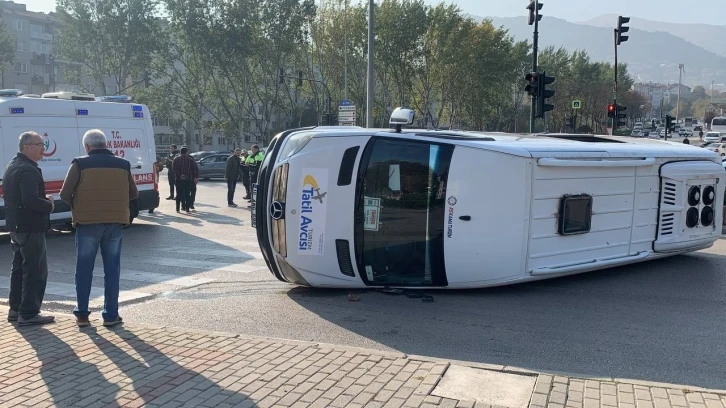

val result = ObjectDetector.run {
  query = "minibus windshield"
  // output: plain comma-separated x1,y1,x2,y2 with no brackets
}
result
354,137,454,286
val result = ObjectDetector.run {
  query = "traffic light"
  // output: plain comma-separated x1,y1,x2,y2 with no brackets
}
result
524,72,538,97
651,119,656,130
616,104,627,127
297,70,303,87
526,0,542,26
535,71,554,118
616,16,630,45
665,115,675,133
142,71,150,88
279,68,284,84
607,104,615,118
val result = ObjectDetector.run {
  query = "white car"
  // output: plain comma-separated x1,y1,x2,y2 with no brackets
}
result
704,143,726,157
251,108,725,289
704,132,722,143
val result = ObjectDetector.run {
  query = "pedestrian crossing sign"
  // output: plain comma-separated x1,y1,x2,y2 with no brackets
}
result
572,100,581,109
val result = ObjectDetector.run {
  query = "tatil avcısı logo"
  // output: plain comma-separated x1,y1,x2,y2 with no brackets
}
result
42,132,57,157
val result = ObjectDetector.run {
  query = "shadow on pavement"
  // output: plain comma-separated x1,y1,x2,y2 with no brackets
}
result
83,326,253,407
17,325,121,407
15,324,254,407
286,253,726,390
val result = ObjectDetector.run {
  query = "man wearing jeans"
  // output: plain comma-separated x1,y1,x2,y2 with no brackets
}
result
3,131,56,326
60,129,138,327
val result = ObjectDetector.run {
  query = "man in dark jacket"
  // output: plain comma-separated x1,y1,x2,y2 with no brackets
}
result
2,131,55,326
225,148,242,207
172,146,199,214
164,144,178,200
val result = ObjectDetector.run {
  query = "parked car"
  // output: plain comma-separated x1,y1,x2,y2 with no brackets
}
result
197,153,229,180
704,143,726,157
704,132,722,143
190,150,232,162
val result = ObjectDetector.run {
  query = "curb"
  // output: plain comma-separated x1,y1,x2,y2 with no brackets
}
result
3,305,726,396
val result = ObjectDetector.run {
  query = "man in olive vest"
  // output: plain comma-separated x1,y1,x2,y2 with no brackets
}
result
243,144,264,200
3,131,56,326
60,129,139,327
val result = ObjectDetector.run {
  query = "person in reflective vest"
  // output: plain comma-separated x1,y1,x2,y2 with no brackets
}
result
243,144,264,200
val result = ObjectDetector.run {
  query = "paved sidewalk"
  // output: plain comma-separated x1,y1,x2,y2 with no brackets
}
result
1,308,725,408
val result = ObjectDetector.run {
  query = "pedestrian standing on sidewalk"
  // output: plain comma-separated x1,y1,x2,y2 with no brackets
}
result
172,146,198,214
182,145,198,211
60,129,138,327
164,144,178,200
3,131,56,326
225,148,242,207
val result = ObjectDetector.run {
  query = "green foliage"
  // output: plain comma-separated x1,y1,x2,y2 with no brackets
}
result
55,0,651,143
0,21,14,70
55,0,162,95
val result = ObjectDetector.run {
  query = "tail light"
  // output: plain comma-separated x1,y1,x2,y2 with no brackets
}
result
0,185,3,198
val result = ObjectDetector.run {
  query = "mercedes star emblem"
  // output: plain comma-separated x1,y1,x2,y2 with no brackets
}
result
270,201,284,220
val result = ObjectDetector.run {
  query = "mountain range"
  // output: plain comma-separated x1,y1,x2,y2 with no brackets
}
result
469,14,726,89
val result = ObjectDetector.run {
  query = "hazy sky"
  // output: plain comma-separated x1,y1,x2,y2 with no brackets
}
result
17,0,726,26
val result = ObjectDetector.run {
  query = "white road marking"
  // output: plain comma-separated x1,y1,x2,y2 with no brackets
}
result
149,246,264,260
0,277,152,303
50,269,215,288
96,256,263,272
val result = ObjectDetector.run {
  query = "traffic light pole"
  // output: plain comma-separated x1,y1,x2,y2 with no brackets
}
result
281,73,332,125
529,0,539,133
613,28,618,131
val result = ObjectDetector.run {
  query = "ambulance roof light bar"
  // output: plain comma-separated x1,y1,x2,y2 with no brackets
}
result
41,91,96,101
96,95,133,103
0,89,24,97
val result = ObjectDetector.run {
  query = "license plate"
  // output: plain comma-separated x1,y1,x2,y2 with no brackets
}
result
250,183,258,228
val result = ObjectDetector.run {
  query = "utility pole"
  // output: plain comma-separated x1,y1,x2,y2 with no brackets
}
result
366,0,374,128
676,63,684,122
344,0,348,101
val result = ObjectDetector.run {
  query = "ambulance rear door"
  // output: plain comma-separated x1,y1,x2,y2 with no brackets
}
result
73,101,156,192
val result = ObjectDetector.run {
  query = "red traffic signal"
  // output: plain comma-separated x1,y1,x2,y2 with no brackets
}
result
524,72,538,96
607,104,615,118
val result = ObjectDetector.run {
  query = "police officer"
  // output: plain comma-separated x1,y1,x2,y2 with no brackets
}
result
164,144,178,200
239,150,251,199
243,145,264,201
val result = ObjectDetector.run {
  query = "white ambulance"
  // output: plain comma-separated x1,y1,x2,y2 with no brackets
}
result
0,90,160,230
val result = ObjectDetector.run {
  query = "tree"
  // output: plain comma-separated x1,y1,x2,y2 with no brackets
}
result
692,85,708,101
0,21,14,75
56,0,163,95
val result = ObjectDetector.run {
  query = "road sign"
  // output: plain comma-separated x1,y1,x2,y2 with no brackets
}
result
340,99,353,106
338,110,356,118
338,105,356,111
572,100,581,109
338,102,356,126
